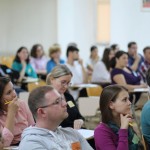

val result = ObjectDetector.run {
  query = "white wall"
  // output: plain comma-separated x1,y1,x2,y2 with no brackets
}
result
111,0,150,54
1,0,150,61
0,0,57,55
57,0,96,61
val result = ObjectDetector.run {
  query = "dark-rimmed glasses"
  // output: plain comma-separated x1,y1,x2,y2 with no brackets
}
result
36,96,65,110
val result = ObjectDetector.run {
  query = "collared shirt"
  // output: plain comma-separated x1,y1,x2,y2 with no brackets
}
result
139,60,150,82
128,53,144,72
0,100,34,146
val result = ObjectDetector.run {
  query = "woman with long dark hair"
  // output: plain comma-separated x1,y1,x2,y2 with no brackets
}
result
0,77,34,146
92,48,114,83
94,85,142,150
12,46,37,82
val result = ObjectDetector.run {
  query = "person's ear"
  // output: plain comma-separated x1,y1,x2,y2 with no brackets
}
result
116,57,119,63
37,108,47,118
109,101,115,110
50,77,55,84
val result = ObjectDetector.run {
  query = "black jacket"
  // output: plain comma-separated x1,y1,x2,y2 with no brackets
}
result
0,64,19,83
60,92,84,128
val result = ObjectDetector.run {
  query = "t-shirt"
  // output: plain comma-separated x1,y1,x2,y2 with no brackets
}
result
92,61,110,83
111,67,141,85
66,61,83,85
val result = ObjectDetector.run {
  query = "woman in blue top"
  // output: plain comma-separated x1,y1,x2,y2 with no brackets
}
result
46,44,65,73
12,47,37,82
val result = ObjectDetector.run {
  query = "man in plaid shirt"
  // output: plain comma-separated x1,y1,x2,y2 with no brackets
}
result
139,46,150,82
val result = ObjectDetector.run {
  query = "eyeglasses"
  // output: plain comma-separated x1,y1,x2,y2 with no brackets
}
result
57,79,72,87
36,96,65,110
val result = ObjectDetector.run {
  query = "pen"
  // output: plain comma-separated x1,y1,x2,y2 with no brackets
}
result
129,123,133,127
4,100,12,105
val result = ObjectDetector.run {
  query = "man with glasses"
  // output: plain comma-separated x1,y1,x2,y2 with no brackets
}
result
19,85,93,150
127,41,144,72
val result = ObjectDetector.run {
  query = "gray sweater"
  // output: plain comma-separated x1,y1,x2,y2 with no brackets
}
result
19,126,93,150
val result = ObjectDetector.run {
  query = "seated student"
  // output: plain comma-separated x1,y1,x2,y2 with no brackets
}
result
92,48,114,84
12,46,38,82
46,44,65,73
86,45,100,74
139,46,150,82
30,44,49,80
46,64,84,129
110,51,147,103
94,85,142,150
127,41,144,72
19,86,93,150
141,68,150,148
0,77,34,147
111,43,120,54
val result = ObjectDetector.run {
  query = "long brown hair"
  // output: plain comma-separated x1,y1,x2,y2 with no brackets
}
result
100,85,128,124
0,77,11,112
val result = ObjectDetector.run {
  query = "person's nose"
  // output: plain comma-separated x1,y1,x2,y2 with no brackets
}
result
61,99,67,106
128,99,131,105
12,90,17,98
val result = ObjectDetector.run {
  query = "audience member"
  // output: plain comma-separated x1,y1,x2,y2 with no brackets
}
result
30,44,48,79
92,48,114,84
46,44,65,73
87,45,100,73
139,46,150,82
66,45,87,85
12,47,37,82
141,68,150,148
66,45,88,99
46,64,84,129
111,51,147,103
111,44,120,54
19,86,93,150
94,85,141,150
0,77,34,146
127,42,144,72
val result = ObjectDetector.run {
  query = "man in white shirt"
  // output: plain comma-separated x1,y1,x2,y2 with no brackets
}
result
66,46,88,99
66,46,87,85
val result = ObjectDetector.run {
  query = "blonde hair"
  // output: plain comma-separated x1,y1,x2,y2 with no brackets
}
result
46,64,73,85
49,45,61,58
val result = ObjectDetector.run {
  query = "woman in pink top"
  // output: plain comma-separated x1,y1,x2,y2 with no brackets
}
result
94,85,142,150
0,77,34,146
30,44,48,79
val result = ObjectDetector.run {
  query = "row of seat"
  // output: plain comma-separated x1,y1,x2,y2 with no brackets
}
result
0,56,14,68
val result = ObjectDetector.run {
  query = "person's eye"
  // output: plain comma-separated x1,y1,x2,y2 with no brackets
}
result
122,98,127,102
7,90,11,95
54,100,60,104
